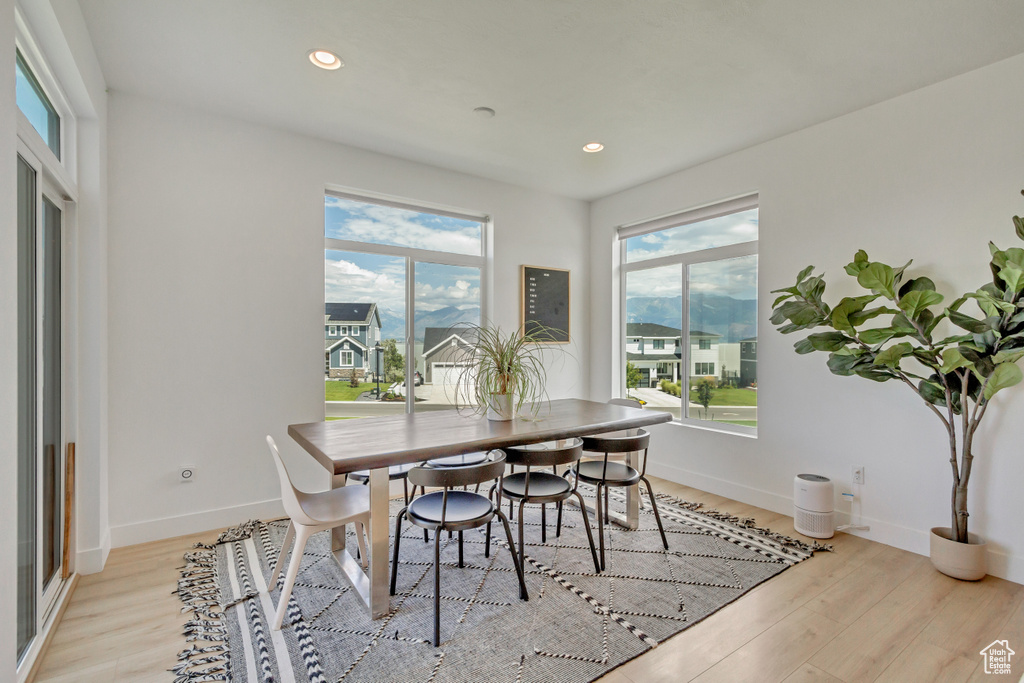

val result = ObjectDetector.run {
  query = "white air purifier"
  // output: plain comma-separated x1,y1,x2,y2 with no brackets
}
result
794,474,835,539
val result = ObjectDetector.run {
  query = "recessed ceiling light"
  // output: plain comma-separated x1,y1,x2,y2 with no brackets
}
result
583,142,604,153
308,49,343,70
473,106,496,118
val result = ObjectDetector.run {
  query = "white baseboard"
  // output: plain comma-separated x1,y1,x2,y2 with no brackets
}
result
76,529,110,575
647,460,1023,585
110,498,286,549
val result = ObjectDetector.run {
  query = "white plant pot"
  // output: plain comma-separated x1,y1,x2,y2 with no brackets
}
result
486,393,514,421
929,527,987,581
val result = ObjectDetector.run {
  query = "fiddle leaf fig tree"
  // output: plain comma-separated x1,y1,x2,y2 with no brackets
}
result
771,192,1024,544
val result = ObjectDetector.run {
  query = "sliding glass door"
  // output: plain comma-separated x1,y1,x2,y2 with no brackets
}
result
17,150,67,663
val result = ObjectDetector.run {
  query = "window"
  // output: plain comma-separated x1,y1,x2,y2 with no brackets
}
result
340,350,354,366
340,325,349,336
329,325,338,336
325,191,486,417
16,50,60,159
620,195,757,434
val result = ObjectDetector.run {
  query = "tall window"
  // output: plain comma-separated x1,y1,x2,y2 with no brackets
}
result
16,27,76,672
325,192,486,418
620,195,758,434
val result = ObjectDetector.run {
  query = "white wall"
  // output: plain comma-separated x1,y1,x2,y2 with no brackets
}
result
590,54,1024,582
105,92,590,545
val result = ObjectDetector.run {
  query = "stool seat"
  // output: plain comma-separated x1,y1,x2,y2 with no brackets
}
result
426,451,488,467
574,460,640,486
347,462,418,481
408,491,495,530
500,472,571,501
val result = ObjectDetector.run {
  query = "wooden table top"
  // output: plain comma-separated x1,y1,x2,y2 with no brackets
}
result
288,398,672,475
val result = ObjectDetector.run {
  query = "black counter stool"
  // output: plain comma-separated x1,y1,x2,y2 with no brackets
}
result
574,428,668,570
390,450,527,646
488,438,601,574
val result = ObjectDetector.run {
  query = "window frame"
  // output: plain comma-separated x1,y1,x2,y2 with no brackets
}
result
339,350,354,367
14,12,76,189
325,188,489,414
618,194,758,436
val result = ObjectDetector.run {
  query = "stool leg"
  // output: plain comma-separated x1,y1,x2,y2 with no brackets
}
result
458,531,464,567
541,504,547,544
556,502,563,537
390,509,407,595
596,484,606,571
497,510,528,601
642,477,669,549
485,520,492,558
573,491,602,573
517,501,527,580
432,528,442,647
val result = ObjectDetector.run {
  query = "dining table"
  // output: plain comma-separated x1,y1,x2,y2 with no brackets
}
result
287,397,672,619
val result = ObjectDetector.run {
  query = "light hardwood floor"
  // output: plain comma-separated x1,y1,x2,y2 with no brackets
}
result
35,478,1023,682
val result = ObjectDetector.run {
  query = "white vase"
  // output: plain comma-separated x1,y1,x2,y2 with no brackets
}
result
486,393,514,421
929,526,987,581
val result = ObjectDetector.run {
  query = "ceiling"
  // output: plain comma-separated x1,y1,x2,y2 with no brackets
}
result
77,0,1024,201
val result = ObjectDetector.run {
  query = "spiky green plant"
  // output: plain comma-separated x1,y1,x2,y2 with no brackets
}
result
451,322,565,418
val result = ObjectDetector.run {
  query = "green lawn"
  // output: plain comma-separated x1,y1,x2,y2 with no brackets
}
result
325,381,377,401
687,386,758,406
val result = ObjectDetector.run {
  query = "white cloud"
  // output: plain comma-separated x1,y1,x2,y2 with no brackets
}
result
326,199,481,255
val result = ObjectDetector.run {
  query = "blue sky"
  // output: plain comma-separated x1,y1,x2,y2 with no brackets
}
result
324,197,482,336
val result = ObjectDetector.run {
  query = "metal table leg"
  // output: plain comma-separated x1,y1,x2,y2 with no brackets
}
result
330,467,392,619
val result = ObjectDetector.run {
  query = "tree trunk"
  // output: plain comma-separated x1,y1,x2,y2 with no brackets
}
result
953,484,969,543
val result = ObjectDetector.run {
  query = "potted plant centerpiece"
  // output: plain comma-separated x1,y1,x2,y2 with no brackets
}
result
452,322,564,421
770,193,1024,580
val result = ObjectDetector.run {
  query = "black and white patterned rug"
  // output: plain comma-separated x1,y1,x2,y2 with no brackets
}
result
173,488,829,682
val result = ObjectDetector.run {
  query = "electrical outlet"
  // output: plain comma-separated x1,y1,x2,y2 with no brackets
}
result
179,466,196,483
852,466,865,485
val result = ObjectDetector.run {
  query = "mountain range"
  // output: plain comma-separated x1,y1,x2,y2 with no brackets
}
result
376,305,481,342
626,293,756,342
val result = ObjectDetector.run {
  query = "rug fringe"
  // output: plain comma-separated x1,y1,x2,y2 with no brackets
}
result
171,521,266,682
653,493,834,554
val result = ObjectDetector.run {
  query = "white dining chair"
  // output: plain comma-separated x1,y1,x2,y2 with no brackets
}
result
265,435,370,630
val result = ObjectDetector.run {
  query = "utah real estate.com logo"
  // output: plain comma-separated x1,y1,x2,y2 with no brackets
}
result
979,640,1015,675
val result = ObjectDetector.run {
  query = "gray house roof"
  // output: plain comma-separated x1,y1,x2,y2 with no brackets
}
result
423,326,478,358
325,302,380,325
625,323,681,337
627,351,683,362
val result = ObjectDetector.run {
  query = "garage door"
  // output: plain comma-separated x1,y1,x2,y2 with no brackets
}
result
432,363,473,387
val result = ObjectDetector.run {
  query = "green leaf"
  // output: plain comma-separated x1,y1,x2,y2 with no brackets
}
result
827,352,864,376
934,334,973,346
1004,247,1024,270
1014,215,1024,241
797,275,826,301
891,259,914,284
793,338,815,354
844,250,869,276
858,327,897,345
948,310,991,334
770,300,821,328
795,265,815,283
918,379,947,406
898,276,936,298
806,331,853,352
830,295,877,333
874,342,913,368
984,362,1023,400
853,364,896,382
848,305,899,327
898,290,944,319
939,348,973,374
857,262,896,299
993,348,1024,365
999,265,1024,293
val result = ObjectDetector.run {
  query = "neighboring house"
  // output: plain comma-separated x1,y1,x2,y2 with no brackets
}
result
625,323,683,388
325,303,383,379
626,324,732,388
740,337,758,387
422,326,478,385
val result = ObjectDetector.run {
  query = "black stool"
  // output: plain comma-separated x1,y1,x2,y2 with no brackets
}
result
488,438,601,574
390,450,528,646
573,428,668,570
